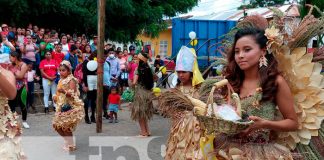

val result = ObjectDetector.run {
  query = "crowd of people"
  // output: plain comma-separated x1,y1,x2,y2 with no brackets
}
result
0,23,147,129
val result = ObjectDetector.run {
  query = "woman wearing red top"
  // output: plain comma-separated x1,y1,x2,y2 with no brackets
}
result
40,50,58,113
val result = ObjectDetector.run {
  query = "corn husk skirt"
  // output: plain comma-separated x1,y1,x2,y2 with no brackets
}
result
52,75,85,133
130,85,154,121
165,111,203,160
0,96,25,160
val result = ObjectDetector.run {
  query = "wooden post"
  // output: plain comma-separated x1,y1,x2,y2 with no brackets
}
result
96,0,106,133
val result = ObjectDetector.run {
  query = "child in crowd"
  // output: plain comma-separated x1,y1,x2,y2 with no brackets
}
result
107,86,122,123
26,62,39,112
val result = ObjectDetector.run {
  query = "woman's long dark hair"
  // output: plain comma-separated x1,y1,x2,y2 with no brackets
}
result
10,51,22,61
137,54,154,90
223,28,280,103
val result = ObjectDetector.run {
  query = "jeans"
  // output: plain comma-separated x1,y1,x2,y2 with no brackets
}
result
42,78,57,108
27,82,34,107
9,87,27,121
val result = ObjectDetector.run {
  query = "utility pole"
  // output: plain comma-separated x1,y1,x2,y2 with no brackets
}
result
96,0,106,133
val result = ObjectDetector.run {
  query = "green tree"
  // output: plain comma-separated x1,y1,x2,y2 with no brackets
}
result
0,0,198,42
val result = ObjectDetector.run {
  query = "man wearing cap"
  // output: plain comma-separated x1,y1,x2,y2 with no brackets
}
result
90,36,98,52
1,24,9,37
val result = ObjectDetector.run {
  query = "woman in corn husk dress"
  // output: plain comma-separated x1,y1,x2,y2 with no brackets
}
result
0,64,25,159
212,27,299,159
131,52,155,137
52,60,84,151
160,46,205,160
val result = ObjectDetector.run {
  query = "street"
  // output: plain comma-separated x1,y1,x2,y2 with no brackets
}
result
21,103,170,160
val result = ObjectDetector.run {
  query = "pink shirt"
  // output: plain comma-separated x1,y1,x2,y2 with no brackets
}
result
118,57,127,70
22,43,36,61
128,62,138,80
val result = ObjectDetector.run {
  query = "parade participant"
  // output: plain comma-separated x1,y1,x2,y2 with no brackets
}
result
131,52,154,137
160,46,205,159
8,51,30,129
52,60,84,151
0,63,25,159
208,27,299,159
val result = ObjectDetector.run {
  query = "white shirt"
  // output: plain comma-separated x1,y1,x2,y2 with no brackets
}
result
27,70,36,82
62,43,69,55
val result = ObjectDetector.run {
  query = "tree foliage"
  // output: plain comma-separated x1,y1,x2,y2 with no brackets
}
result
0,0,198,42
238,0,285,9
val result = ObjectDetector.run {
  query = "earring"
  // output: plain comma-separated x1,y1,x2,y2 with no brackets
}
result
259,55,268,68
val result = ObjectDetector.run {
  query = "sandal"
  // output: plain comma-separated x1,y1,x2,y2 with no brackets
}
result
68,145,76,151
136,134,149,138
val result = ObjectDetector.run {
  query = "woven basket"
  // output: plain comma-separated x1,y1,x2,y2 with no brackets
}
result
195,79,253,135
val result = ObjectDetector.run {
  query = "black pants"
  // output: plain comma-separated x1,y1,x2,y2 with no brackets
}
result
27,82,34,107
84,90,97,118
9,87,27,121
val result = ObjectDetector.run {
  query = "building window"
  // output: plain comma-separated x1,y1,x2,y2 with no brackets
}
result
159,40,168,57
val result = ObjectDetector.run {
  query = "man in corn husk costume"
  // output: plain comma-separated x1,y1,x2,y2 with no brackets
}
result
159,46,206,159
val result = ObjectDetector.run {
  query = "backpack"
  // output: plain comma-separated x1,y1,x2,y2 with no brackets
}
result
74,63,83,83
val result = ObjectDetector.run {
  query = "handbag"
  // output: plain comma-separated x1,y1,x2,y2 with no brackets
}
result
61,103,72,112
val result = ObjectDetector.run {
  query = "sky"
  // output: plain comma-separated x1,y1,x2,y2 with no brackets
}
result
177,0,243,17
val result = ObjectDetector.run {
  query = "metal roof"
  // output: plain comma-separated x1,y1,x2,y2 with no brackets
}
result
188,4,300,21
